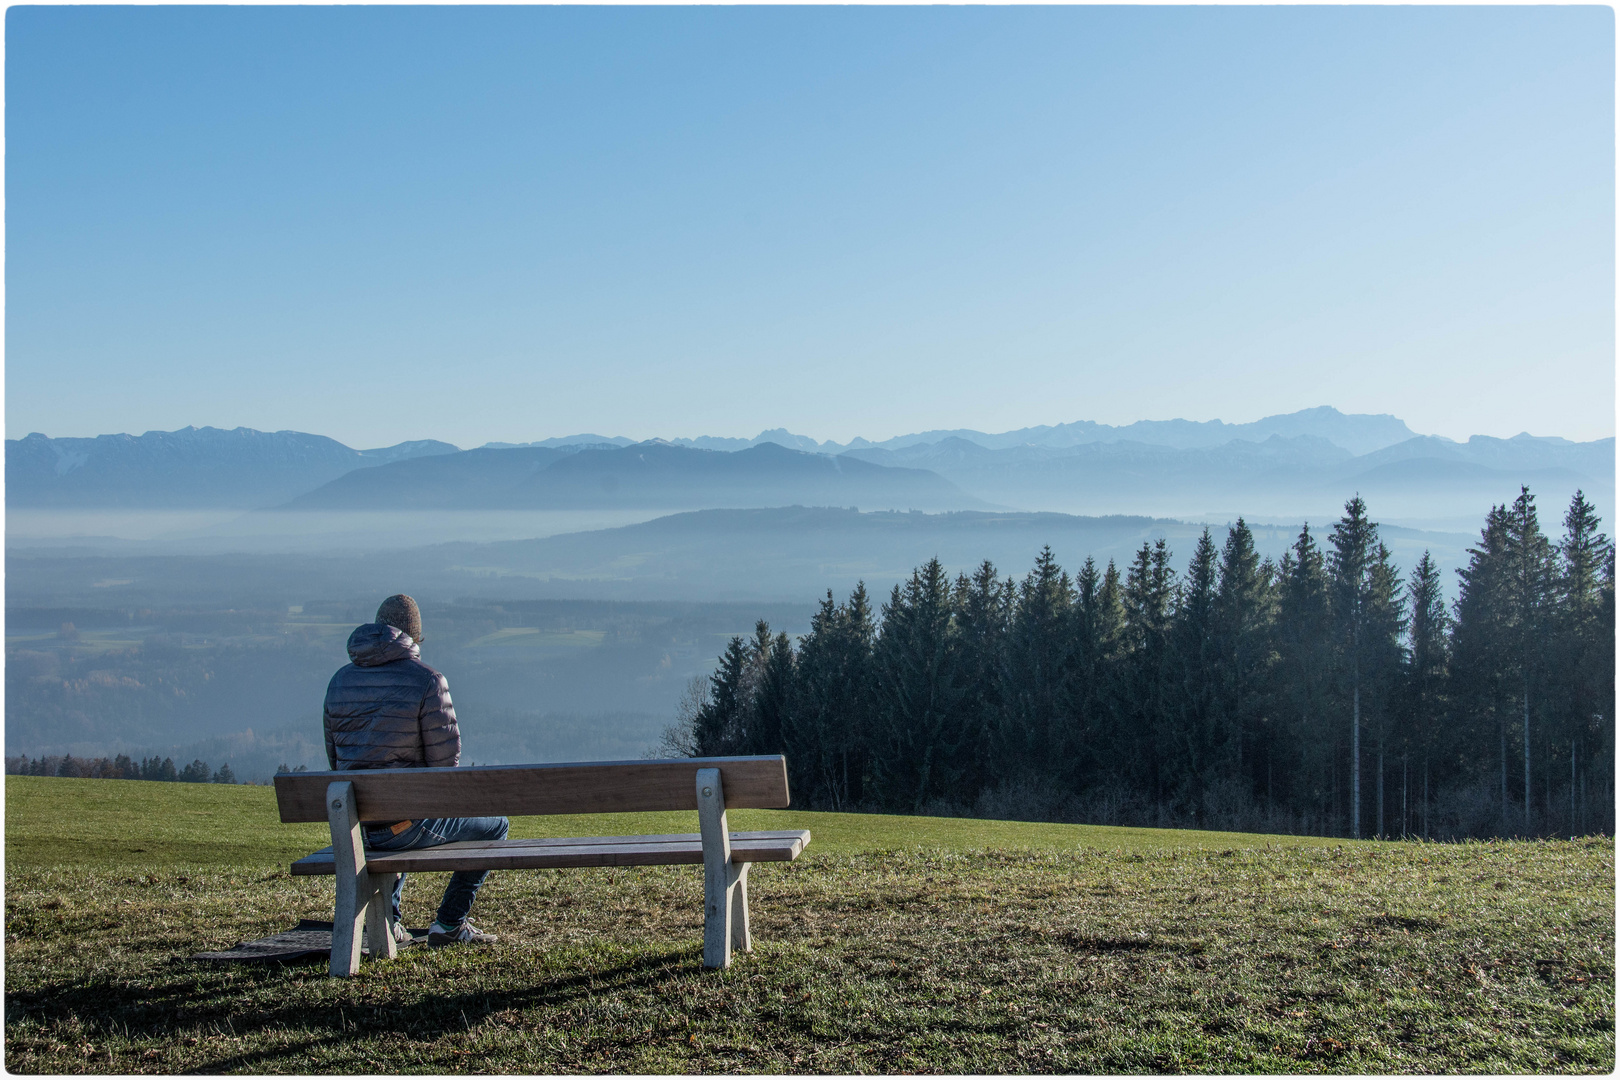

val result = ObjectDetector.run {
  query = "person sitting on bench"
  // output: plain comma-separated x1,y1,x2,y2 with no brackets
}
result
323,593,508,947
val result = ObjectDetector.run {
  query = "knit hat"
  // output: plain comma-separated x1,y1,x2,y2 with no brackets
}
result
376,594,424,644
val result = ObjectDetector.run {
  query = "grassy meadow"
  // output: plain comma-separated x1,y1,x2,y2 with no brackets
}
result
4,775,1614,1073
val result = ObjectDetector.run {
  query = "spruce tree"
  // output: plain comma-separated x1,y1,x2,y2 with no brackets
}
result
953,562,1013,799
783,592,841,806
1503,487,1553,826
749,625,795,757
1363,542,1407,838
1169,529,1222,821
785,585,877,809
1596,545,1616,827
1402,551,1449,838
1122,540,1176,811
1213,519,1276,808
694,636,750,756
1554,492,1613,832
871,559,969,812
1329,496,1382,838
1069,557,1125,797
1451,504,1514,820
1274,525,1332,829
837,584,877,808
999,548,1075,788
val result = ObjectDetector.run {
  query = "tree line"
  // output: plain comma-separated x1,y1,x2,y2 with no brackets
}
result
5,754,237,784
671,489,1614,839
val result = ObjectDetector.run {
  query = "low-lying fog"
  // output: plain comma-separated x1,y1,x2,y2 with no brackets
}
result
7,509,678,553
7,492,1605,779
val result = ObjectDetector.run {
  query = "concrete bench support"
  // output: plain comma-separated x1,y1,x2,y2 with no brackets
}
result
276,756,805,977
696,767,752,969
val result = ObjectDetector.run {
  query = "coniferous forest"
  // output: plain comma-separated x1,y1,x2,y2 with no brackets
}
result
676,489,1615,840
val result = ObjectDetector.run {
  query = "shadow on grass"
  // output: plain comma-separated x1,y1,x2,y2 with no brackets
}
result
9,945,701,1072
1364,913,1443,932
1044,930,1204,955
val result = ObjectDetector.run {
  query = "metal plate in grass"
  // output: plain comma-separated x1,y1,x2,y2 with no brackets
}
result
192,919,428,963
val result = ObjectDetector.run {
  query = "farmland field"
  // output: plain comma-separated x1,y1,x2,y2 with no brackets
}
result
4,776,1613,1074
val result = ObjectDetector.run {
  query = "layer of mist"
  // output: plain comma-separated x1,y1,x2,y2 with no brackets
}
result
7,509,678,554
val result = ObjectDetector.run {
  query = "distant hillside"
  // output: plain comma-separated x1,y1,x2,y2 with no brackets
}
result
846,433,1355,475
842,432,1615,528
441,505,1477,603
482,435,635,450
849,406,1419,456
509,406,1416,457
3,505,1478,613
10,413,1609,526
284,446,574,509
6,427,460,509
510,407,1420,457
287,440,983,512
510,442,977,510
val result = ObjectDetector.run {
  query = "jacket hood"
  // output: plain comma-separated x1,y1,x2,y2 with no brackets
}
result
347,622,420,667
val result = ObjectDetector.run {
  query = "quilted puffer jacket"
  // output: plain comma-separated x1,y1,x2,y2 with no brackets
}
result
323,623,461,771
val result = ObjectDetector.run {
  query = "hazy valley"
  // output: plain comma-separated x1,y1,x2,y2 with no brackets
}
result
7,406,1613,786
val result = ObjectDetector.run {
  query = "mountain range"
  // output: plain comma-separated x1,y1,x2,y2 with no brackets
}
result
840,431,1614,522
6,427,457,509
284,441,978,512
485,405,1420,457
7,409,1612,530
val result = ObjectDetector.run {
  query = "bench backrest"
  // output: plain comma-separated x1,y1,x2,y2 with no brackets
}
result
273,755,790,824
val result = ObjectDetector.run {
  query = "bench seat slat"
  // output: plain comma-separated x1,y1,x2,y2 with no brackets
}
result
289,830,811,876
273,757,789,822
341,831,749,853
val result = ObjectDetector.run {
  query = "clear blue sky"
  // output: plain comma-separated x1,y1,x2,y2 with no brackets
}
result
6,6,1613,449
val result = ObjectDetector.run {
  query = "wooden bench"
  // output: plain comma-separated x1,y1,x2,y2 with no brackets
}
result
273,755,809,977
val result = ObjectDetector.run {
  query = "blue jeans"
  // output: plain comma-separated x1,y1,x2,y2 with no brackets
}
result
363,816,510,929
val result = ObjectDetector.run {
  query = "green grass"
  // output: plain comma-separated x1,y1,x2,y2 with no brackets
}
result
5,776,1344,872
5,776,1613,1073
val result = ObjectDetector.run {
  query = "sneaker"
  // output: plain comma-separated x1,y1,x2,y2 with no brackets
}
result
428,919,497,946
392,921,413,945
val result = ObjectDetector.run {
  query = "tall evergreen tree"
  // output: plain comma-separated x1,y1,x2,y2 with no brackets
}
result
1000,547,1076,785
1363,542,1407,838
1069,557,1125,794
1275,525,1332,830
1169,529,1222,820
1502,487,1554,826
1213,519,1276,805
1328,496,1381,838
1451,504,1514,817
953,562,1013,798
784,586,876,809
871,558,969,812
1121,539,1176,809
694,636,750,756
1554,492,1613,832
748,622,796,757
1402,551,1450,838
1595,545,1617,827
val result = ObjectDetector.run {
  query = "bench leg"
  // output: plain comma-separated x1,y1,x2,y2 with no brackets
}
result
697,768,734,969
332,873,370,977
729,861,751,954
327,781,369,977
364,872,399,961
